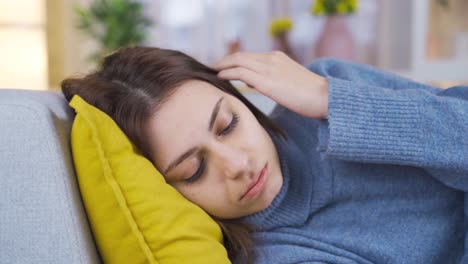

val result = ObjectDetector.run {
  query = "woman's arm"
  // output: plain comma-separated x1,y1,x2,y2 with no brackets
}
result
308,58,468,192
214,52,468,192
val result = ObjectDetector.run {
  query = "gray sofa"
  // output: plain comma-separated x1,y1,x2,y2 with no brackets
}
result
0,88,275,264
0,89,101,263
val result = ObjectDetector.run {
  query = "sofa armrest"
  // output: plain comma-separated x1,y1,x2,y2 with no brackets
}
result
0,89,100,263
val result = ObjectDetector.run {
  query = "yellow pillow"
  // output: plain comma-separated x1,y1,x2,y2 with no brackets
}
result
69,95,230,264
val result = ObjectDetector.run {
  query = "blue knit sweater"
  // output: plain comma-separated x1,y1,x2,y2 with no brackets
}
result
239,59,468,264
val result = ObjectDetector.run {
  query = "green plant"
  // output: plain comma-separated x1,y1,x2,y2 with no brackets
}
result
75,0,152,62
436,0,449,9
269,17,293,38
311,0,358,16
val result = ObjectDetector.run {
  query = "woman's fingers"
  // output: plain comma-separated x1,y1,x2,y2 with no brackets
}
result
213,52,269,73
217,67,271,94
215,51,329,119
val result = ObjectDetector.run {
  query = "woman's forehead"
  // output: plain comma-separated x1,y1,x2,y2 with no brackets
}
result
156,80,225,123
146,80,227,162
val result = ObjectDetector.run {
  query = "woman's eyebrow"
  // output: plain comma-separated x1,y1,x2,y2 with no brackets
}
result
208,97,224,131
164,96,224,175
164,146,199,175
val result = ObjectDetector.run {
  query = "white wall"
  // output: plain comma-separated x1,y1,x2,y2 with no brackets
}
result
0,0,48,90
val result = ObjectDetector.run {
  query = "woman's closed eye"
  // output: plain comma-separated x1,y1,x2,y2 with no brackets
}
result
219,112,239,136
185,158,206,183
184,112,240,184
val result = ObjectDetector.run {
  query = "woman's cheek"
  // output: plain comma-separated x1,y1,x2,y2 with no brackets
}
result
176,185,203,205
241,115,259,144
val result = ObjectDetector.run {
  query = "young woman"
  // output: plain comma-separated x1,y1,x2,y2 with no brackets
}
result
62,47,468,264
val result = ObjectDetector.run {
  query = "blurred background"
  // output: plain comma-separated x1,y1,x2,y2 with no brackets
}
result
1,0,467,92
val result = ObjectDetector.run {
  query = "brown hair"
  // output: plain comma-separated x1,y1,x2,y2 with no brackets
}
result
61,46,285,263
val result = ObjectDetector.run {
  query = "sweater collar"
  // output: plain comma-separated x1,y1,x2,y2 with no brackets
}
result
240,130,320,231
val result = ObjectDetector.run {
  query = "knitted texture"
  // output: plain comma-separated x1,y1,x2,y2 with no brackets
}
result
238,59,468,264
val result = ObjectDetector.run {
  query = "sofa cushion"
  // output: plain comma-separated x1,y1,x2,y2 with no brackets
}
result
0,89,100,264
68,95,230,264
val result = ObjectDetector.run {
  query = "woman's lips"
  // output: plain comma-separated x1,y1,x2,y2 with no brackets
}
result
240,163,268,200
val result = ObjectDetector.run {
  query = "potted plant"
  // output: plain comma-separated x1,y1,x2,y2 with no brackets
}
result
311,0,358,60
74,0,152,62
269,17,296,60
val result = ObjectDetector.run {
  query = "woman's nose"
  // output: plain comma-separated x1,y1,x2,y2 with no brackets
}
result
214,145,249,180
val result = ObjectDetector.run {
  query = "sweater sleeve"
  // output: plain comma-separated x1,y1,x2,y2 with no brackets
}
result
307,58,468,192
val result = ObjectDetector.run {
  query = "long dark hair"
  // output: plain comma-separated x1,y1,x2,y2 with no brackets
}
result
61,46,285,263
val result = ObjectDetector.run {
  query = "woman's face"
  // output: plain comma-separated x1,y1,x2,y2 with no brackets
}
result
145,80,283,219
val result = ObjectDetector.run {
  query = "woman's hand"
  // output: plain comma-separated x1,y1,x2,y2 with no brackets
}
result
213,51,329,119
